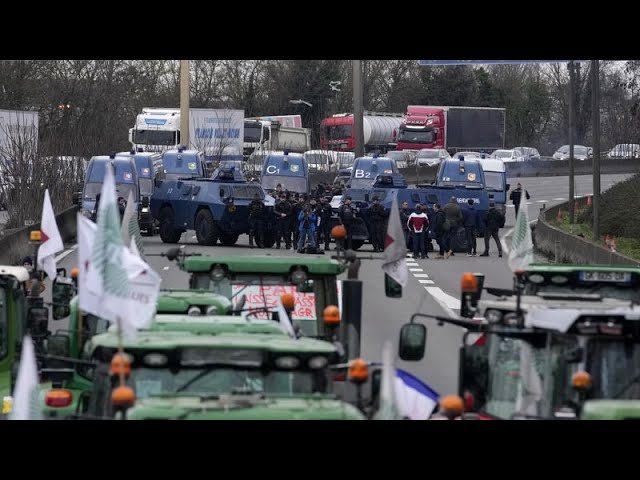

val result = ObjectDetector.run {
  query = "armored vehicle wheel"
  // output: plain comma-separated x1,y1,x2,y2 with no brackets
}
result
195,209,219,246
159,207,183,244
220,234,239,246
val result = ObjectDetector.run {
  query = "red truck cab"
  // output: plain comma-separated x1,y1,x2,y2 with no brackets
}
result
320,114,354,151
396,106,446,151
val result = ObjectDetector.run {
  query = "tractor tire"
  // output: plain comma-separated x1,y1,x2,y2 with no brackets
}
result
159,207,183,244
195,209,219,246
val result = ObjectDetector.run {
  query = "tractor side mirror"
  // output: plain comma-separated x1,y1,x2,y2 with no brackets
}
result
398,322,427,361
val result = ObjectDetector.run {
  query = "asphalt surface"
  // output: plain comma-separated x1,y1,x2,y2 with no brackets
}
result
51,173,633,397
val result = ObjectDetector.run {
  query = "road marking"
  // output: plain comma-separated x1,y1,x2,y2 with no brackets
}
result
536,200,548,203
413,273,430,278
55,244,78,262
553,197,566,201
409,268,423,272
425,287,460,314
418,279,434,284
163,266,170,270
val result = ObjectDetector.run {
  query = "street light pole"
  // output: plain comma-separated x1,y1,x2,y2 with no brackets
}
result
568,61,575,225
353,60,365,158
592,59,601,241
180,60,190,148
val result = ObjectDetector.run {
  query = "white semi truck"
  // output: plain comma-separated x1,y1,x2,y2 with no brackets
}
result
243,118,311,160
129,108,244,163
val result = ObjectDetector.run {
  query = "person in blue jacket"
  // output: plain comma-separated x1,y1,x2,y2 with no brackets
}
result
297,206,317,253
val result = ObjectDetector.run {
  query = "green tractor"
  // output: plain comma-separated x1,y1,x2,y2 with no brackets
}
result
74,317,373,420
395,269,640,420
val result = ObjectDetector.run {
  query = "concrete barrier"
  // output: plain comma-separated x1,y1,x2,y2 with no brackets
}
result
534,199,640,266
506,158,640,178
0,205,78,266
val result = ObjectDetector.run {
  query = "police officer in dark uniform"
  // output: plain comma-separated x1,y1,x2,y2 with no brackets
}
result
338,196,358,250
274,193,292,249
248,193,265,248
289,193,301,249
368,196,387,252
317,196,333,251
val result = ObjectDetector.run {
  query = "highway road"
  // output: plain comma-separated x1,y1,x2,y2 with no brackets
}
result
50,173,632,397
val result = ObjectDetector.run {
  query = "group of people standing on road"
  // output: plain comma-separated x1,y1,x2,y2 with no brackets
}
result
247,183,341,253
400,196,507,260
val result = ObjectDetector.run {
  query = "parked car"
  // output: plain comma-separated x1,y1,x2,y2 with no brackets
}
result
490,149,523,162
452,151,483,160
607,143,640,159
513,146,541,161
552,145,591,161
384,150,416,168
415,148,450,167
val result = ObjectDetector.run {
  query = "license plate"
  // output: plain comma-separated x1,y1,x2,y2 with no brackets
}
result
579,271,632,283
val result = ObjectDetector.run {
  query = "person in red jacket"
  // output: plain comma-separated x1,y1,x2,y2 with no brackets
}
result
407,204,429,259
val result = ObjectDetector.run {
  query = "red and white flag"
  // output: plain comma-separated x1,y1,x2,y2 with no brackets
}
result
37,189,64,280
382,195,408,287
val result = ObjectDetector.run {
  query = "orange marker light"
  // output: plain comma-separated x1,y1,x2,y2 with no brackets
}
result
111,386,136,408
572,371,592,390
280,293,295,311
348,358,368,384
331,225,346,240
439,394,465,417
45,389,73,408
110,353,131,377
71,267,80,278
30,231,42,242
323,305,340,326
461,273,479,293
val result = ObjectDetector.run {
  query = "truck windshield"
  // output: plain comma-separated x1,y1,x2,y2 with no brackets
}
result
133,130,177,146
324,125,352,140
588,340,640,399
191,273,326,336
465,332,577,419
244,123,262,143
262,176,308,194
398,129,434,144
483,172,504,191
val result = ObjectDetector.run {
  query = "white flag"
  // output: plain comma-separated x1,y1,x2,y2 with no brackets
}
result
121,190,144,260
275,298,296,337
382,196,408,287
37,189,64,280
508,190,534,272
8,336,43,420
77,213,101,316
373,341,403,420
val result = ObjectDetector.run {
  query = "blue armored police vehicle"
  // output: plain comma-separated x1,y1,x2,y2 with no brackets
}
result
74,154,140,222
150,164,271,247
260,151,310,195
116,150,164,235
161,147,208,182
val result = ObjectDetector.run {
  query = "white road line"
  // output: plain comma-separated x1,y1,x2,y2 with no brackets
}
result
406,262,419,267
55,244,78,262
418,279,434,284
536,200,548,203
409,268,423,272
413,273,430,278
553,198,566,201
163,266,170,270
425,287,460,316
